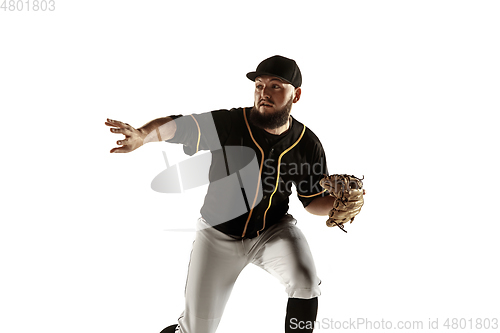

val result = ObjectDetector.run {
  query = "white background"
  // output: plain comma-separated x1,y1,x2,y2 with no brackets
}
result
1,1,499,332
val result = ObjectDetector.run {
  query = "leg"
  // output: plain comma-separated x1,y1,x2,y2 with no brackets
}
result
285,297,318,333
177,218,247,333
251,216,321,299
250,215,321,332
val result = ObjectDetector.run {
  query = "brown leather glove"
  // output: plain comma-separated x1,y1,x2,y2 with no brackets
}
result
319,174,365,232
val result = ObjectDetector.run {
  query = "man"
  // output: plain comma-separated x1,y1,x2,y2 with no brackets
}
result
106,55,337,333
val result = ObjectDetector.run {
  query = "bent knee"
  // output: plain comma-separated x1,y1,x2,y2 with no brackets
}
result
286,271,321,299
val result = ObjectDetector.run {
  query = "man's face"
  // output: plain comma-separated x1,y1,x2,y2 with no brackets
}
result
250,75,301,130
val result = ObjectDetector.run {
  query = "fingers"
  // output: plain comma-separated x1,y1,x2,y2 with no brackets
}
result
105,118,131,129
106,118,140,153
110,146,130,153
109,127,131,135
105,119,133,136
109,137,131,153
110,140,132,153
105,118,123,127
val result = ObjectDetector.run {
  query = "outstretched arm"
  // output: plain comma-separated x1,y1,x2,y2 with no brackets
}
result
105,116,177,153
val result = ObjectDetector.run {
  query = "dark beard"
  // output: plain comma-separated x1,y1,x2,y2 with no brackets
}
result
249,97,293,130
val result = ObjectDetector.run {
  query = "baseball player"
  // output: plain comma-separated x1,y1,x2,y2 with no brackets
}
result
105,56,359,333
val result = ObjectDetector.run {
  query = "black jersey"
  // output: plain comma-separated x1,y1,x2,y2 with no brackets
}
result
167,107,328,239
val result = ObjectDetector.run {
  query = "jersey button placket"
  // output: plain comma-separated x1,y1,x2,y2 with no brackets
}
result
264,147,275,200
264,148,275,203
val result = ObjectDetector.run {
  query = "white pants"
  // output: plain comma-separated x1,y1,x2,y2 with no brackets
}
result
177,214,321,333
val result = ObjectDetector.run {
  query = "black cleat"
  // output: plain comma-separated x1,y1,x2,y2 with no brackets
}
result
160,324,178,333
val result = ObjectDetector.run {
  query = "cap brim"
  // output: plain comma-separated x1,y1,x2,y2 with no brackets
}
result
246,71,292,85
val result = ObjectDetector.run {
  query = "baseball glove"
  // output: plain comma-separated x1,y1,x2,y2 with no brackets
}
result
319,174,365,232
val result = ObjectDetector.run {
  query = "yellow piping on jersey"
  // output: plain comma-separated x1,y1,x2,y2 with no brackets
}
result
259,124,307,235
189,114,201,154
242,108,265,238
298,189,327,198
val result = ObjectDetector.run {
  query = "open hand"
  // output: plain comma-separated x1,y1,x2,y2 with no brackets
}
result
105,118,146,153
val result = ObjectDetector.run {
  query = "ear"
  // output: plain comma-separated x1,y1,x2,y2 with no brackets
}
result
293,87,302,103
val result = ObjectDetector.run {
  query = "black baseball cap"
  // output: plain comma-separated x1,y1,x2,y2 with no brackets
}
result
246,55,302,88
